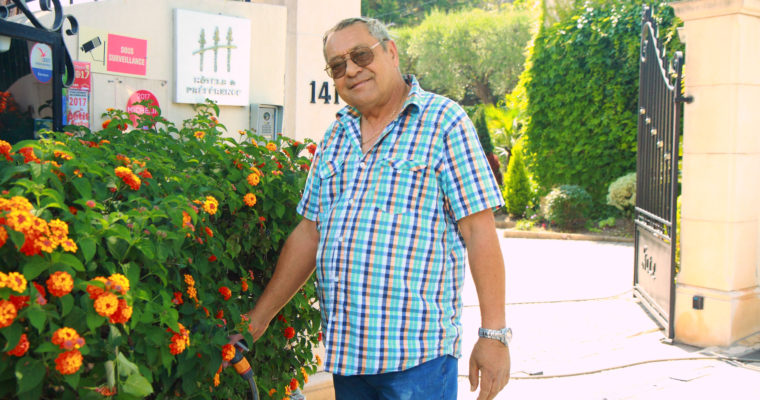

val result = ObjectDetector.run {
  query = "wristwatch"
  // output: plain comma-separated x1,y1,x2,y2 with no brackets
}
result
478,327,512,347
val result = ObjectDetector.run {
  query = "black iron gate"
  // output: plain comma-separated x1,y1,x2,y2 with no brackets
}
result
634,6,690,340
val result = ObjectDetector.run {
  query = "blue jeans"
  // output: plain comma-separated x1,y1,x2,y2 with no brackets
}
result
333,356,458,400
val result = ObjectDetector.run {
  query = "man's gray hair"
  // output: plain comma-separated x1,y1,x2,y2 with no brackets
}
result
322,17,391,60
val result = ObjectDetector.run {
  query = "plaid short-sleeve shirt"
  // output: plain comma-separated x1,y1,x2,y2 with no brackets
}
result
297,75,503,376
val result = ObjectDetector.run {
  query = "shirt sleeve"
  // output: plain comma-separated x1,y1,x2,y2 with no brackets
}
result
438,109,504,222
296,141,324,222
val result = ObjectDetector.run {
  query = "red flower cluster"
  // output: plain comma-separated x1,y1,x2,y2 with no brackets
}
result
114,166,141,190
86,274,133,323
221,343,236,362
7,333,29,357
0,139,14,162
284,326,296,340
168,323,191,355
219,286,231,301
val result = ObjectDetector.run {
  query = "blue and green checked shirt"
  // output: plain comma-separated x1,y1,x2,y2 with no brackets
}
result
297,75,503,376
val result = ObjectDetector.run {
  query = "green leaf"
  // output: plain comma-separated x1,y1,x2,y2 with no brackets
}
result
60,294,74,317
15,356,44,394
53,253,85,272
72,177,92,199
106,236,130,261
33,341,58,354
1,323,22,351
121,373,153,397
22,257,50,281
86,312,106,333
136,240,155,259
116,352,140,377
63,371,80,390
79,237,96,263
26,305,47,333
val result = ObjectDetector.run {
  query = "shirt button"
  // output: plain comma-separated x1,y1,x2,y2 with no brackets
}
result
359,162,366,169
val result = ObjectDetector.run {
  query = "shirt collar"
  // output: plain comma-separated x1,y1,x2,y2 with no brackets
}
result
336,74,423,122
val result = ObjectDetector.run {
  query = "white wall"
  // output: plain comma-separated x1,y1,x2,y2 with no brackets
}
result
36,0,287,140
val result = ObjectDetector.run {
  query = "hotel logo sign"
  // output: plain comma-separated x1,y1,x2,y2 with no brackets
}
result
174,9,251,106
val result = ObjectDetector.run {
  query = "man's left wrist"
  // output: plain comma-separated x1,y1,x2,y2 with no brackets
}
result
478,326,512,347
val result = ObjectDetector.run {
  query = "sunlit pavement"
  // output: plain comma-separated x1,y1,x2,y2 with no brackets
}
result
457,234,760,399
304,233,760,399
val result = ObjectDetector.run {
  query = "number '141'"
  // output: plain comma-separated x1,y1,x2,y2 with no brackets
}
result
310,81,339,104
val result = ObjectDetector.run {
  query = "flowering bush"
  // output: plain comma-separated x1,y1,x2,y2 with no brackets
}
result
0,101,321,399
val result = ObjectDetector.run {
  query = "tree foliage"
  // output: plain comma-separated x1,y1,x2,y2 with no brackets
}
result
393,7,532,104
362,0,516,26
521,0,681,203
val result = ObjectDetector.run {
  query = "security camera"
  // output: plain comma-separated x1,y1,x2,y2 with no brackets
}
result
80,37,102,53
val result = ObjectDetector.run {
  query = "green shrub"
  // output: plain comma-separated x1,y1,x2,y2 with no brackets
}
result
503,139,532,217
606,172,636,217
541,185,593,231
0,102,319,399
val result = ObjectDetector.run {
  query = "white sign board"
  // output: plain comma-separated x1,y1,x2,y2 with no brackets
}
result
174,9,251,106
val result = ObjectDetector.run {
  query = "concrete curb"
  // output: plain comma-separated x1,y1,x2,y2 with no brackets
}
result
499,227,634,243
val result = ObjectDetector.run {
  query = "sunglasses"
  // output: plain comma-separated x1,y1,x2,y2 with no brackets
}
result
325,41,384,79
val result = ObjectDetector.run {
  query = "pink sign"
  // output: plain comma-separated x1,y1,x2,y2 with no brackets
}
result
107,34,147,76
126,90,160,127
71,61,91,92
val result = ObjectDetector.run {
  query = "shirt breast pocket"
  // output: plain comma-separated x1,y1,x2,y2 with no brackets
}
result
317,159,344,219
374,158,428,215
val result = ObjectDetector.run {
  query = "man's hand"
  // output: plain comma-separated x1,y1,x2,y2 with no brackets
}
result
469,338,511,400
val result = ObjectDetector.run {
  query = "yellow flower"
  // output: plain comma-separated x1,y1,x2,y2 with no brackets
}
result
107,273,130,294
52,327,85,350
266,142,277,152
60,238,78,253
244,193,257,207
8,196,33,211
6,272,27,293
0,300,17,328
194,131,206,140
315,354,322,365
184,274,195,287
35,236,57,253
247,173,260,186
94,292,119,317
5,210,33,232
202,196,219,215
49,219,69,237
0,272,7,288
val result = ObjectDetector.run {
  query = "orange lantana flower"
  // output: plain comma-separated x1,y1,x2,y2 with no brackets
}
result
46,271,73,297
55,349,83,375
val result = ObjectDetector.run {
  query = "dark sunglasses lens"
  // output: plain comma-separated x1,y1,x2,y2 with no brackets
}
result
351,49,374,67
329,62,347,78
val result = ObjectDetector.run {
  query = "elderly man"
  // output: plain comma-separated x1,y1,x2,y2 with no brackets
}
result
234,17,511,400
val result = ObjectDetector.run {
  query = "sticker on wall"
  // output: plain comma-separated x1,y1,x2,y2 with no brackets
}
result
71,61,92,92
126,90,160,127
78,27,147,77
30,43,53,83
174,9,251,106
67,90,90,127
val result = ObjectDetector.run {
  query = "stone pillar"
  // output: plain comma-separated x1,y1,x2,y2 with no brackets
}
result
671,0,760,347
